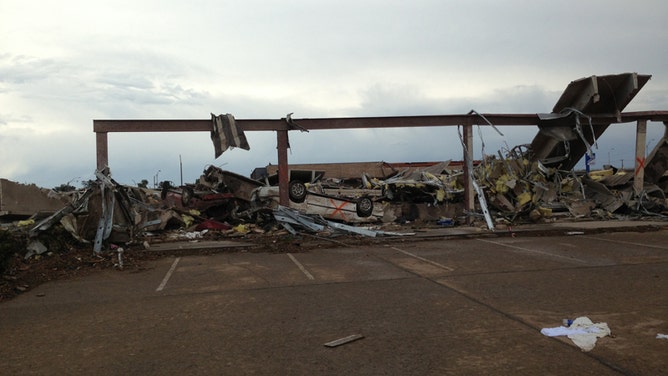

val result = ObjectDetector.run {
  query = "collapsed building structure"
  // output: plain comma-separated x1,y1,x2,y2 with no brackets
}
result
2,73,668,261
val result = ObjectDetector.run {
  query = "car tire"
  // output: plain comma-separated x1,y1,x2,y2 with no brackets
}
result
356,196,374,217
288,181,307,203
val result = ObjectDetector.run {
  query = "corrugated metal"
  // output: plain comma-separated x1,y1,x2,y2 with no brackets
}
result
597,173,634,187
530,73,652,170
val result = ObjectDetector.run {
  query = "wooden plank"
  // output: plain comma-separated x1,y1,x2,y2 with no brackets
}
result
324,334,364,347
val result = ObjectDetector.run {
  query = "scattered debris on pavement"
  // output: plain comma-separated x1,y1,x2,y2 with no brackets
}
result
273,206,413,237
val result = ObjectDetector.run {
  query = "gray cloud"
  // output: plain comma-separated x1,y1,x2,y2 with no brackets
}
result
349,82,561,116
0,55,65,85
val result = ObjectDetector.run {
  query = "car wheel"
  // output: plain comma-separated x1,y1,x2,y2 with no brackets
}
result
288,181,307,203
356,196,374,217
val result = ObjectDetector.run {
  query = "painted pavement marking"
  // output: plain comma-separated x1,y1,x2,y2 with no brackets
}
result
156,257,181,292
582,235,668,250
476,238,589,264
287,253,315,280
390,246,454,271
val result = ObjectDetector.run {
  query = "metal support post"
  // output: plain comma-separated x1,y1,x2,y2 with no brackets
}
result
277,130,290,206
96,132,109,171
633,119,647,195
462,124,475,223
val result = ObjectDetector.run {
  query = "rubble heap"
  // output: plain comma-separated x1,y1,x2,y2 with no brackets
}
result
0,154,665,265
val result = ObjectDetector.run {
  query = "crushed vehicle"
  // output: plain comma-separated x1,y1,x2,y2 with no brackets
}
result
162,165,384,224
372,161,465,204
250,160,467,224
161,165,265,224
252,181,382,223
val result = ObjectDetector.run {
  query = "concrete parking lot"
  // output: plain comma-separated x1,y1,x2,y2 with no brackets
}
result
1,227,668,375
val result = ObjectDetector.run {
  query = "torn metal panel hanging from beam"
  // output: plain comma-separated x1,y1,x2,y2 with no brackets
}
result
211,113,250,158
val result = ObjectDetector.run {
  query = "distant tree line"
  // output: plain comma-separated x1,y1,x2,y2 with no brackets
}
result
51,179,98,192
52,178,173,192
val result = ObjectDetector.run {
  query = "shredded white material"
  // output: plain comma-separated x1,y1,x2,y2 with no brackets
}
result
541,316,611,352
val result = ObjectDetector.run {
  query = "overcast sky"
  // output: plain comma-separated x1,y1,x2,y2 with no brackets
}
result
2,0,668,188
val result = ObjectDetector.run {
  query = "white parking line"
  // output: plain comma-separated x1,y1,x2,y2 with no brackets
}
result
287,253,315,280
477,239,589,264
582,235,668,250
156,257,181,292
390,247,454,271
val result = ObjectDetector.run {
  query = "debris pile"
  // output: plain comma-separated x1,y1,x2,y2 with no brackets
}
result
374,161,464,204
477,147,597,222
478,148,667,224
1,153,666,268
3,137,666,301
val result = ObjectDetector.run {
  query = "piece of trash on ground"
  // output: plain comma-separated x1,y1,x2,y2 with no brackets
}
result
323,334,364,348
541,316,611,352
657,333,668,340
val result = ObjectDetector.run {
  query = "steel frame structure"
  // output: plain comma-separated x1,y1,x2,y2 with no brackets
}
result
94,111,668,216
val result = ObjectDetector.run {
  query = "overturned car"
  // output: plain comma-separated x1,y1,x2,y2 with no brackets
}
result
159,166,384,224
252,180,383,223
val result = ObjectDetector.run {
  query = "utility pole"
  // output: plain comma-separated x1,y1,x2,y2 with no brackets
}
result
179,155,183,186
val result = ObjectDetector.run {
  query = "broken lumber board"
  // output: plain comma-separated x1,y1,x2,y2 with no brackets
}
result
324,334,364,348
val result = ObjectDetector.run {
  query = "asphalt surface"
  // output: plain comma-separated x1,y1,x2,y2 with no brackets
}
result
1,222,668,375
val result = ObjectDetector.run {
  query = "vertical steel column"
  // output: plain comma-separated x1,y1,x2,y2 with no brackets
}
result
277,130,290,206
462,124,474,222
633,119,647,195
96,132,109,171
